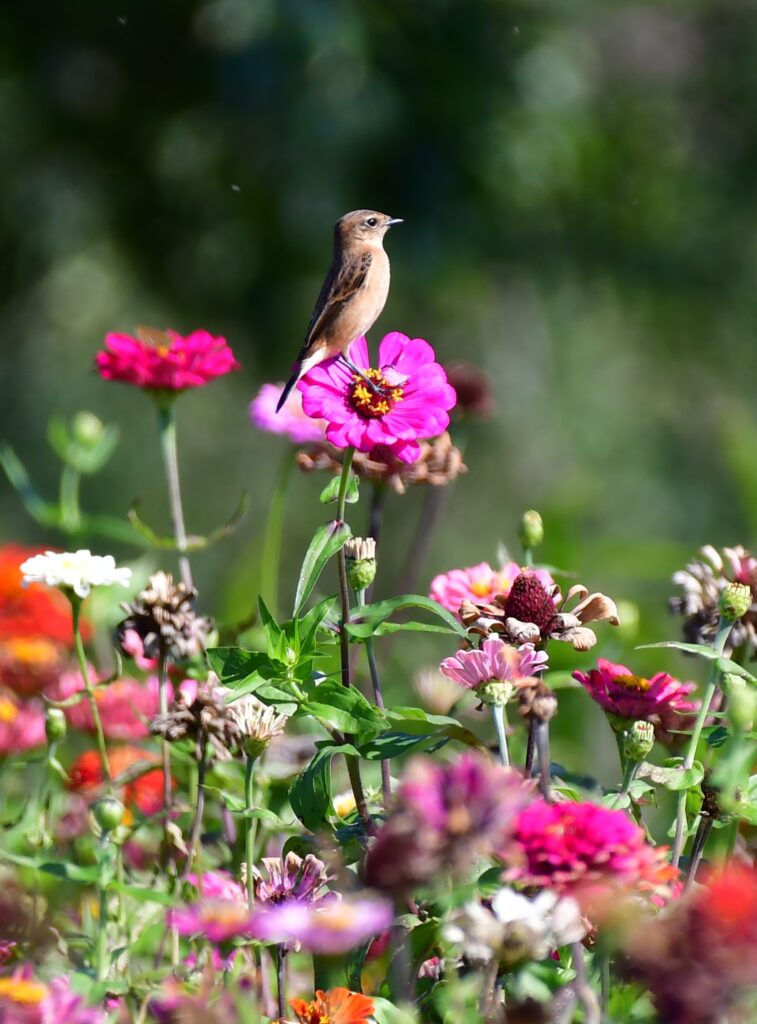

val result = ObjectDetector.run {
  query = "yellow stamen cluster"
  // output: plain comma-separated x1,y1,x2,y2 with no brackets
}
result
0,977,48,1004
614,673,652,692
349,369,404,418
0,698,19,724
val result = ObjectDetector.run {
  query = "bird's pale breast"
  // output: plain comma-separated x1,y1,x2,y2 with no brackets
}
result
323,247,390,355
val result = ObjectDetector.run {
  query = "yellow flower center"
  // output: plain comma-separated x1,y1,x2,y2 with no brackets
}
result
333,792,357,818
2,636,59,668
470,579,494,598
349,369,404,419
614,673,652,692
0,698,19,723
0,978,48,1004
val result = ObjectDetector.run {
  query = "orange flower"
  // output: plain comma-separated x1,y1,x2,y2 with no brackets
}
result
290,988,375,1024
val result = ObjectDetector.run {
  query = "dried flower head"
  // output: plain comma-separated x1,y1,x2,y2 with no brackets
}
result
516,679,558,724
460,571,619,652
445,361,493,418
117,571,212,663
226,694,289,759
149,681,241,760
669,544,757,650
297,431,466,495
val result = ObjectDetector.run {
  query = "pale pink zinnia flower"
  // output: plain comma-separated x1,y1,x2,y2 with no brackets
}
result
573,659,698,739
502,799,677,904
51,670,165,741
298,333,457,463
253,853,333,907
0,690,45,756
250,895,393,954
187,869,246,904
96,328,240,392
429,561,554,615
168,900,253,943
440,639,548,690
250,382,326,444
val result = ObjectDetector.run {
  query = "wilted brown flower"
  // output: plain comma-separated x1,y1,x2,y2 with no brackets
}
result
460,571,619,652
445,362,493,418
516,679,558,724
117,571,212,662
670,544,757,651
296,432,466,495
150,681,240,760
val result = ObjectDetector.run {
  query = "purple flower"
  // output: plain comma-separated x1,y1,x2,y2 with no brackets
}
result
298,333,457,463
250,382,327,445
168,900,253,943
253,852,332,906
439,639,548,690
250,895,393,954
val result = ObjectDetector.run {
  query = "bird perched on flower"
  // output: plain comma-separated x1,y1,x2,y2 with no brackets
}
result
276,209,403,411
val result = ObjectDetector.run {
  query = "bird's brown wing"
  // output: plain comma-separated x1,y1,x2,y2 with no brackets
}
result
300,250,373,354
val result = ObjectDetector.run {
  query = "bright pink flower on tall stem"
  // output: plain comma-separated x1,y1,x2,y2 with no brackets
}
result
96,329,240,392
250,382,326,444
430,561,554,615
440,639,548,690
298,333,456,463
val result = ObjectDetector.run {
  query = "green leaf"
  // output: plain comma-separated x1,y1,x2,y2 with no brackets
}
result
299,680,386,735
259,596,290,663
357,731,450,759
289,745,338,832
637,642,757,683
109,882,180,907
217,797,296,831
294,521,351,614
371,997,418,1024
320,473,359,505
638,757,704,791
299,595,339,653
346,594,466,640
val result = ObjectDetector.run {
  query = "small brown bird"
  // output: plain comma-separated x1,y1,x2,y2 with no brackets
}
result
276,209,403,411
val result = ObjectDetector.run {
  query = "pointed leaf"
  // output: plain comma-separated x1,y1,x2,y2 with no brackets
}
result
289,745,339,831
294,520,351,614
346,595,467,640
320,473,359,505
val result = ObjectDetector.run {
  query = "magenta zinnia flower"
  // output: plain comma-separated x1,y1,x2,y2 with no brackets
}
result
298,333,456,463
96,328,240,392
573,659,698,739
0,691,45,756
187,869,245,904
250,382,326,444
440,639,548,690
168,900,253,943
430,561,554,615
502,799,677,900
51,670,165,741
250,895,393,954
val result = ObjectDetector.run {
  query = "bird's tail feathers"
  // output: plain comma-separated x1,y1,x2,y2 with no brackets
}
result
276,350,328,412
276,371,299,412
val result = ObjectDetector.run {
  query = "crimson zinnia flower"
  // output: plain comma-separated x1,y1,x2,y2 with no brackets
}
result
290,988,375,1024
96,327,240,392
298,332,456,463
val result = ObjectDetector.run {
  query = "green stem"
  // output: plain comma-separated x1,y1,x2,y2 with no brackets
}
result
523,548,534,568
620,757,639,797
244,755,258,909
491,704,509,767
157,402,193,591
356,587,390,801
59,465,82,532
259,449,294,618
183,736,209,878
71,597,111,785
671,616,733,868
96,837,110,982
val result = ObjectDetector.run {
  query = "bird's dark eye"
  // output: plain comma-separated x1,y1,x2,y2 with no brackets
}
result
366,217,378,227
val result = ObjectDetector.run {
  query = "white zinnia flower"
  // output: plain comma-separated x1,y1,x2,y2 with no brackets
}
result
20,549,132,599
226,693,289,758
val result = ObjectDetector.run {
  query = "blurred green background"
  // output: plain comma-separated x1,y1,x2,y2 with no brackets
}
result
2,0,757,778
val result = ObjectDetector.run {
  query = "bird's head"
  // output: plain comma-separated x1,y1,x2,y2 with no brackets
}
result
336,210,403,246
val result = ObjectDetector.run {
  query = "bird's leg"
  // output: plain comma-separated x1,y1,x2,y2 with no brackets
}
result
339,354,387,395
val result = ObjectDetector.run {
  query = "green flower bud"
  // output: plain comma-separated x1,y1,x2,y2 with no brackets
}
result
91,796,124,834
45,707,67,743
719,582,752,621
478,680,515,707
72,411,106,447
344,537,377,591
723,673,756,731
622,720,655,762
519,510,544,551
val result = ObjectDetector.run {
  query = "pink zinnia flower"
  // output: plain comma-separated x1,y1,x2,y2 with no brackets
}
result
440,639,548,690
251,895,393,955
250,382,326,444
430,561,554,615
0,970,105,1024
573,659,698,738
253,853,333,907
0,691,45,756
95,328,240,392
298,333,456,463
187,869,245,904
502,799,677,902
51,670,165,741
168,900,253,943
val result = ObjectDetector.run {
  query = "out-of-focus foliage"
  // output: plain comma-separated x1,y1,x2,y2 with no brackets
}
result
2,0,756,772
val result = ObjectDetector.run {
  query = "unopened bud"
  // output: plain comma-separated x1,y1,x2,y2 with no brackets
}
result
478,680,515,707
344,537,377,591
91,796,124,834
519,510,544,552
622,720,655,762
723,673,756,731
719,582,751,621
45,707,66,743
72,411,105,447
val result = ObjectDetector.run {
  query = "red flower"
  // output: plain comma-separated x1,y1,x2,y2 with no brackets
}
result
290,988,375,1024
96,328,240,393
69,747,168,816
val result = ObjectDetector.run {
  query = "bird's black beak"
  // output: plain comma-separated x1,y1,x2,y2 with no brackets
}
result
386,218,404,226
